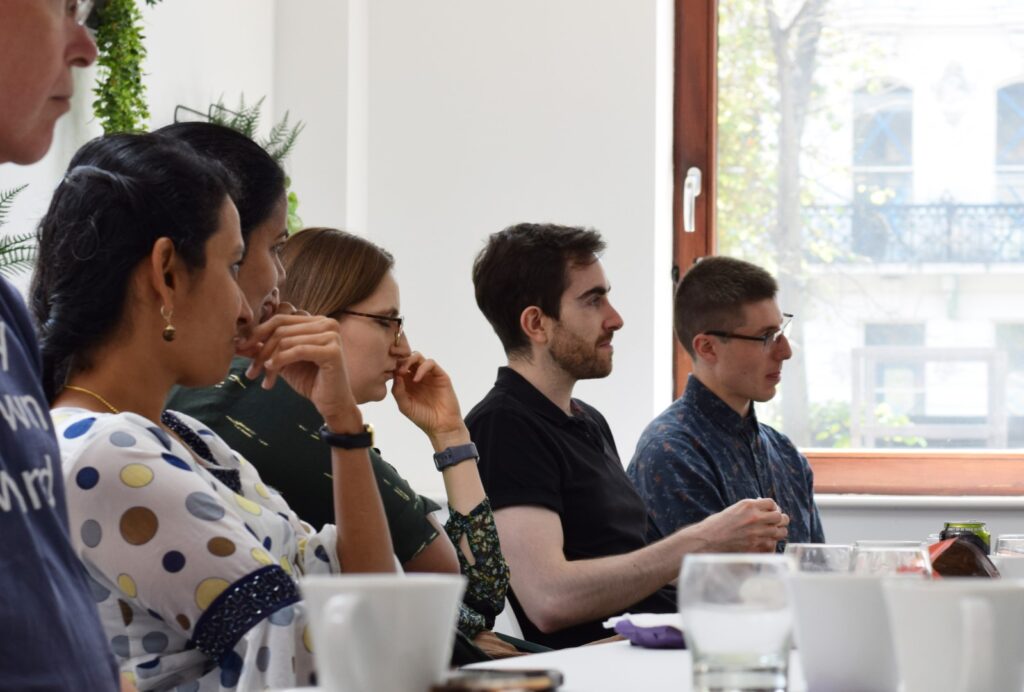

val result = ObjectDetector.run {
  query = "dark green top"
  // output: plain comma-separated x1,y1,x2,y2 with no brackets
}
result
167,357,509,638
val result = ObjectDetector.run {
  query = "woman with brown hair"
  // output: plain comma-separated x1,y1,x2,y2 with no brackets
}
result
171,227,516,659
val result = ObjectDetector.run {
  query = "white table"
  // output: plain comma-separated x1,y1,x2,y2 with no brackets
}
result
465,640,806,692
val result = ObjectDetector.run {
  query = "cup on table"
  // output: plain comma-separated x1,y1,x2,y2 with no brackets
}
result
994,533,1024,556
991,554,1024,578
883,578,1024,692
784,543,853,573
679,554,794,692
300,573,465,692
785,574,898,692
852,543,932,578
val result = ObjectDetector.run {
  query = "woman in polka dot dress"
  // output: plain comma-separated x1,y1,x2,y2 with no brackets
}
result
31,133,397,690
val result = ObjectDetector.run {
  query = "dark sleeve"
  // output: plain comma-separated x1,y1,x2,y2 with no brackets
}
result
444,499,510,635
627,432,727,537
369,449,442,564
467,406,565,514
801,451,827,543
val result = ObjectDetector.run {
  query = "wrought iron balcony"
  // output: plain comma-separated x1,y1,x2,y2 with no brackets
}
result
803,202,1024,263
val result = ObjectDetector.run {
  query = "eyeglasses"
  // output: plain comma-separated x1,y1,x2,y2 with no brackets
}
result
69,0,103,32
338,310,405,346
704,313,794,351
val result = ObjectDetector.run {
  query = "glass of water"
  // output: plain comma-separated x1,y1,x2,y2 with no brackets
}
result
995,534,1024,556
679,554,794,692
784,543,854,573
851,544,932,578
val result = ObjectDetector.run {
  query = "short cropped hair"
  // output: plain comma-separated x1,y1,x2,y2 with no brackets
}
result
674,256,778,357
472,223,606,356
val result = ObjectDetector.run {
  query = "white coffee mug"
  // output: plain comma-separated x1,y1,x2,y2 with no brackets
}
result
883,578,1024,692
785,573,898,692
991,554,1024,578
300,573,466,692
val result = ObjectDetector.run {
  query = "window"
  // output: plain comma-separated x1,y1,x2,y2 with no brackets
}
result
675,0,1024,494
997,82,1024,203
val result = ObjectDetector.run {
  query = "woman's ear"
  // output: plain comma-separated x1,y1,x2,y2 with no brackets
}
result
519,305,550,347
147,237,180,309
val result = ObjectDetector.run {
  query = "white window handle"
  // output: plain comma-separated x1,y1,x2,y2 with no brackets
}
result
683,166,702,233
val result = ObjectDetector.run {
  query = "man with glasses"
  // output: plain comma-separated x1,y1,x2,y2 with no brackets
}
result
628,256,825,547
467,225,790,649
0,2,118,690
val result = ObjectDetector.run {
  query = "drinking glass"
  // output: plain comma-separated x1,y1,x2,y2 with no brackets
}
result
679,554,794,692
995,534,1024,556
784,543,853,573
852,545,932,577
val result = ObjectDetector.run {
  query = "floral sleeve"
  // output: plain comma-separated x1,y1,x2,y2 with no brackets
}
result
444,498,510,638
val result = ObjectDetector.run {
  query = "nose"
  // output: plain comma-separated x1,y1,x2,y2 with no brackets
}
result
237,287,255,330
69,22,98,68
390,329,411,358
605,303,624,332
774,333,793,360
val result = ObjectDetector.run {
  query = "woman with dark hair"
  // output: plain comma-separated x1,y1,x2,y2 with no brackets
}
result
174,226,521,659
32,132,395,690
163,125,518,660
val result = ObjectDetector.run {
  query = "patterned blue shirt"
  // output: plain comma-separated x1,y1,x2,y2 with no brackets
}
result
627,375,824,547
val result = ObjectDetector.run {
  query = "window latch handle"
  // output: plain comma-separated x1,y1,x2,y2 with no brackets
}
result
683,166,702,233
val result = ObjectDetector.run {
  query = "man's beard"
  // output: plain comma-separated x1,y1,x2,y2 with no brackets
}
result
550,323,613,380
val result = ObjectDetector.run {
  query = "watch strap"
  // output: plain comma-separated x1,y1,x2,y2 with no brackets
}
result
433,442,479,471
319,423,374,449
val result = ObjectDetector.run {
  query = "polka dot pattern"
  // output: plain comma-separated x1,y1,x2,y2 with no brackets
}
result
109,431,137,447
117,599,133,626
162,551,186,573
185,492,224,521
80,519,102,548
195,578,229,611
64,417,96,438
119,464,154,488
76,467,99,490
57,409,320,688
207,537,236,557
161,453,191,471
117,574,138,598
142,631,169,654
119,507,158,545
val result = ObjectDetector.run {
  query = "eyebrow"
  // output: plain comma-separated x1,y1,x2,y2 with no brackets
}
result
576,284,611,301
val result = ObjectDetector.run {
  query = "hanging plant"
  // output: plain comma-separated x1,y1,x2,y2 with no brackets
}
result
177,96,307,233
0,186,35,278
92,0,164,133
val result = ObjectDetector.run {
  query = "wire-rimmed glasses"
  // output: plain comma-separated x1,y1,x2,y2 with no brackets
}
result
704,313,794,351
337,309,405,346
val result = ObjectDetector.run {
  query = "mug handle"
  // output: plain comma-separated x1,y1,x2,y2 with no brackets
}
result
958,596,994,692
323,594,365,692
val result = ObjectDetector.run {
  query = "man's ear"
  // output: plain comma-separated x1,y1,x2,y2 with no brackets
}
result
692,334,719,365
519,305,551,346
145,237,181,310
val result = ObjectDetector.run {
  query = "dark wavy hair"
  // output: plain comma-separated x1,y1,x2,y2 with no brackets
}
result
156,122,285,240
30,132,238,401
472,223,606,356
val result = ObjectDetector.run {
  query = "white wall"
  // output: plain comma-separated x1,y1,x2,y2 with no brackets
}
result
348,0,676,494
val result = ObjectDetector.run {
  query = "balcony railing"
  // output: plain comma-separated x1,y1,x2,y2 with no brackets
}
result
803,202,1024,263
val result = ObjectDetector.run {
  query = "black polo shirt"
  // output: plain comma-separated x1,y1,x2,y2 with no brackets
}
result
465,367,675,649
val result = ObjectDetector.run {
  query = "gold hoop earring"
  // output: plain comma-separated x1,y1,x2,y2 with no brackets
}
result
160,306,176,342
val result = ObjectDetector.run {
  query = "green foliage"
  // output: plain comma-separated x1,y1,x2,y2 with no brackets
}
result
208,96,306,164
92,0,157,133
201,96,306,233
810,399,926,448
0,186,35,277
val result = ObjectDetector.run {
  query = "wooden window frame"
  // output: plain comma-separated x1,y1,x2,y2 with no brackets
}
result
672,0,1024,495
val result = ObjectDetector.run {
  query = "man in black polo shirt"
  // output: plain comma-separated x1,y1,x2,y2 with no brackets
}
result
466,223,791,649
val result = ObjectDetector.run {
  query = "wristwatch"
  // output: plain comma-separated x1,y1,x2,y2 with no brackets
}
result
433,442,479,471
319,423,374,449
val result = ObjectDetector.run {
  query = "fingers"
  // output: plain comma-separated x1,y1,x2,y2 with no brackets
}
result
242,316,341,377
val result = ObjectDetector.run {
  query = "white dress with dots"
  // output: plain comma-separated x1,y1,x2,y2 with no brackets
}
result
53,408,339,691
